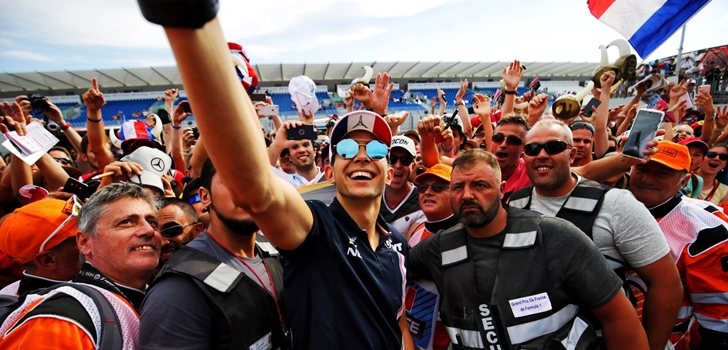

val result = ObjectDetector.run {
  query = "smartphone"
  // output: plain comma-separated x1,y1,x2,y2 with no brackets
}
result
179,100,192,113
622,108,665,159
258,105,279,117
251,93,267,102
62,177,93,200
698,84,711,95
679,92,693,109
287,125,317,140
582,98,602,117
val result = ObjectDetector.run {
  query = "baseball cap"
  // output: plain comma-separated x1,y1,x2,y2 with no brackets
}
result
121,146,172,193
415,163,452,184
289,76,320,116
678,137,709,154
650,140,691,172
111,120,166,156
0,198,80,264
403,129,421,143
329,110,392,153
391,136,416,157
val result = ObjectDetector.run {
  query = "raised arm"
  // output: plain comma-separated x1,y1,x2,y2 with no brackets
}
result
501,60,523,115
158,17,312,250
593,71,614,159
82,78,115,170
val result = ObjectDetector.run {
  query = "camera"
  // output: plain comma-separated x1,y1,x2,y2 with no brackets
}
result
27,94,49,110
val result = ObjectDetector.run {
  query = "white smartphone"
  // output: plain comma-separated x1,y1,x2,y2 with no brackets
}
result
622,108,665,159
679,92,693,109
698,84,711,95
257,105,279,117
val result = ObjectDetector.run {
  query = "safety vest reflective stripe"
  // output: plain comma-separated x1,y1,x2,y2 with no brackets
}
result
559,316,589,350
690,292,728,304
506,304,579,344
441,246,468,266
562,197,599,212
693,313,728,332
502,231,537,248
676,305,693,319
446,326,483,349
202,263,242,292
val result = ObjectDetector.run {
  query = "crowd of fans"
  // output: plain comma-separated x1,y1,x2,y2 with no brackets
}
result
0,4,726,350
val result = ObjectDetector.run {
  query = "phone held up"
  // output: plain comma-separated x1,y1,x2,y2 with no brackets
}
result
582,98,602,117
287,125,317,141
622,108,664,160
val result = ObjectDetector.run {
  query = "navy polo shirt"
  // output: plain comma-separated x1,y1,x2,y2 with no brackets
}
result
280,198,408,350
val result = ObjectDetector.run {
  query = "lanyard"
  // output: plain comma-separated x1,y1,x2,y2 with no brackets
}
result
208,233,286,327
705,179,720,201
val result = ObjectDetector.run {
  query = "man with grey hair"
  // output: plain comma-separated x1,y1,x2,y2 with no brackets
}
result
0,182,161,349
509,119,682,350
409,149,647,349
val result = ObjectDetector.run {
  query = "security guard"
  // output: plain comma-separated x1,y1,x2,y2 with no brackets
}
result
409,149,648,349
140,160,290,349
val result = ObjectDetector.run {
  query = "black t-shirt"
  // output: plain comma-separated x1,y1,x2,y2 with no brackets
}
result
409,209,622,310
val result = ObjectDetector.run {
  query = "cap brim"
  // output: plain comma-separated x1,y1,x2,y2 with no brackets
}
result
128,171,164,193
415,171,450,184
649,158,688,172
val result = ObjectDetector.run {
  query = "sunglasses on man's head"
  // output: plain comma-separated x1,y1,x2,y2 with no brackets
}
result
159,221,197,238
491,133,523,146
523,140,571,156
417,182,449,194
188,193,201,205
706,151,728,161
334,138,388,160
389,154,414,166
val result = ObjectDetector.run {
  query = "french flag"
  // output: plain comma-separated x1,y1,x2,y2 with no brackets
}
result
588,0,711,58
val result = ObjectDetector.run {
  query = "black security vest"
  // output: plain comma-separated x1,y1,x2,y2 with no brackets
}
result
436,209,601,349
508,179,610,239
153,241,289,350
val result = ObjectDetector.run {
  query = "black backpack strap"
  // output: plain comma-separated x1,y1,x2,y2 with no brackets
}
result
554,180,610,239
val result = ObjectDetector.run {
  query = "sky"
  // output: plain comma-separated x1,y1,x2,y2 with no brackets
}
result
0,0,726,73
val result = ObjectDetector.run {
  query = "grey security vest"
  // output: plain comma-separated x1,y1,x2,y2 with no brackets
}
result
437,208,601,350
153,241,290,349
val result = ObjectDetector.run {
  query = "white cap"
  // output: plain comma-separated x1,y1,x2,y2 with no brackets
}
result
121,146,171,193
289,75,320,115
390,136,416,157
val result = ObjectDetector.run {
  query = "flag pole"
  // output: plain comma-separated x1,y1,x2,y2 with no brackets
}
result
674,25,687,80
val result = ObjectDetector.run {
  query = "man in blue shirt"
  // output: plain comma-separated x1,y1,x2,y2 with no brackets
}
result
139,9,413,348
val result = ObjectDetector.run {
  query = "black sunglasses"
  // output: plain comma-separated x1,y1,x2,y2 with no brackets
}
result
417,182,449,193
53,157,73,166
159,221,197,238
706,151,728,161
492,133,523,146
523,140,571,156
389,154,414,166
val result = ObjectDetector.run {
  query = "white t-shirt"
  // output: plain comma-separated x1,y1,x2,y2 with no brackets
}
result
528,176,670,268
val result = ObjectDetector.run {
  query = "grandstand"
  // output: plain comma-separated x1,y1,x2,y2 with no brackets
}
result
0,61,595,132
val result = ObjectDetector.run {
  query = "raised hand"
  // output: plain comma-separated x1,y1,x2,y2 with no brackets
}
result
695,90,715,118
455,80,468,103
528,93,548,122
385,111,409,130
173,102,191,125
668,81,688,104
417,115,443,140
437,88,446,105
473,94,491,115
163,88,179,103
503,60,523,90
98,161,144,188
1,101,31,136
82,78,106,111
600,70,616,91
370,72,393,115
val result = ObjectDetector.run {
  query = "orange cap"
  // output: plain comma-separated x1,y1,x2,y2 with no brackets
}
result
415,163,452,184
651,140,691,172
0,198,78,264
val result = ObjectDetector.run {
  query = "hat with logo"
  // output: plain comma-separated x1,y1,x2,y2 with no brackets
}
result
229,42,259,94
678,137,709,154
415,163,452,184
289,75,320,116
121,146,172,193
329,110,392,149
390,135,416,157
650,140,691,172
0,198,79,264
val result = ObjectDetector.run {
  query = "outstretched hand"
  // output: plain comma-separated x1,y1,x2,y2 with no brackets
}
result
1,101,32,135
82,78,106,111
503,60,523,90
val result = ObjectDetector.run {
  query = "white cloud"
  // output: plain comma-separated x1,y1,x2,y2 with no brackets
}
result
309,27,387,47
0,50,52,62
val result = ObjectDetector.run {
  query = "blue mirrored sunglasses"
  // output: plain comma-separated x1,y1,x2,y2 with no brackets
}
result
334,138,388,160
188,193,201,205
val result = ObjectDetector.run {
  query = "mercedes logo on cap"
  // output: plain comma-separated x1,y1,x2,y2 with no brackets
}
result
150,157,165,172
